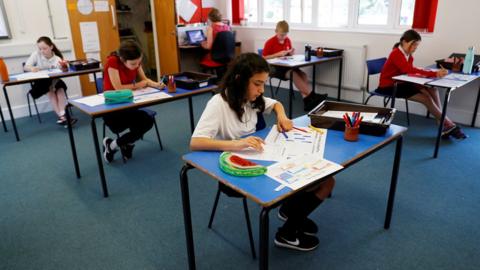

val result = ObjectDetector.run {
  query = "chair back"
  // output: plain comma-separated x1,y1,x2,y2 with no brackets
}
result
365,57,387,93
96,77,104,94
257,48,263,56
211,31,236,64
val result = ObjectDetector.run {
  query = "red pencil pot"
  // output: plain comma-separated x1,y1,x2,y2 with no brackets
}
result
344,124,359,142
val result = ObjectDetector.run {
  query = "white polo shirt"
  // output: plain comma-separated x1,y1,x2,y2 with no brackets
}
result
192,93,278,140
25,51,62,70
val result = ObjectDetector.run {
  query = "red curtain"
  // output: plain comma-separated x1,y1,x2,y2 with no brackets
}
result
178,0,212,24
411,0,439,32
232,0,244,25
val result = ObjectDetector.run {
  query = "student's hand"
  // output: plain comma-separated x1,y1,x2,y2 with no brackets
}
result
436,67,448,78
277,116,293,132
234,136,265,152
278,50,290,57
288,48,295,55
148,81,165,89
30,67,40,72
135,80,148,89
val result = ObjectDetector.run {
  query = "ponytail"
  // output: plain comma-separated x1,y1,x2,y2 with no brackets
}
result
37,36,64,59
393,29,421,49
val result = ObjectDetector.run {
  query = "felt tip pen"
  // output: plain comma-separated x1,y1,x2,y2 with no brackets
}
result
293,126,308,133
281,131,288,139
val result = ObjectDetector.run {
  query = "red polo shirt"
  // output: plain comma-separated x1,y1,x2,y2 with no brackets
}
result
262,35,292,57
103,55,138,91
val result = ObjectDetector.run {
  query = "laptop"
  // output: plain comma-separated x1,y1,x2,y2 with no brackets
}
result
185,30,205,45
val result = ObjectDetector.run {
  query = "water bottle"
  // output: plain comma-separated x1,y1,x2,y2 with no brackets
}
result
462,46,475,74
305,44,311,61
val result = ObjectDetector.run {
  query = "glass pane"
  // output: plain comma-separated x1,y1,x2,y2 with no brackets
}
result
244,0,258,23
358,0,390,25
303,0,313,24
290,0,302,23
399,0,415,25
263,0,284,23
318,0,349,27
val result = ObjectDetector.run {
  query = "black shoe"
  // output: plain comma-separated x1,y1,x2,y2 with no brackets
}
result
103,137,117,163
120,143,135,160
450,126,468,140
274,230,319,251
441,125,457,139
278,206,318,235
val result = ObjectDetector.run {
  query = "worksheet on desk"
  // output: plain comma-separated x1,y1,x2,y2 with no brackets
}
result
427,73,479,88
267,54,308,66
266,154,343,190
231,125,327,162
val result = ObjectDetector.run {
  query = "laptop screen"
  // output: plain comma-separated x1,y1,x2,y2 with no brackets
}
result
186,30,205,45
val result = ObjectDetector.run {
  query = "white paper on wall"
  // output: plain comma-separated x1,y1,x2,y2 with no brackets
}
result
177,0,197,22
79,22,101,53
94,1,109,12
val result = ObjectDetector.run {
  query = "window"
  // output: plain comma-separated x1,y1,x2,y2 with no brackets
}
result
318,0,349,28
263,0,283,23
358,0,390,25
242,0,418,32
399,0,415,26
0,0,11,39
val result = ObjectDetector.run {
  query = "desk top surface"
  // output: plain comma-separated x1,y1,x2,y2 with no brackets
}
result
183,115,407,207
69,85,217,117
2,68,102,86
267,55,342,68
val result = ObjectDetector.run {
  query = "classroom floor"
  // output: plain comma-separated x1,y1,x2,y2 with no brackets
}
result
1,89,479,270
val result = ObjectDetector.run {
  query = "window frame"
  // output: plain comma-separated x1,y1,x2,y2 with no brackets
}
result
241,0,415,33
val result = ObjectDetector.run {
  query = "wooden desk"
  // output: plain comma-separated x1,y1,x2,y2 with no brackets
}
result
1,68,102,141
267,55,343,118
66,85,217,197
392,69,480,158
179,115,406,270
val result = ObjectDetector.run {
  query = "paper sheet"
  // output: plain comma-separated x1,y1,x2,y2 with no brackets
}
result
10,71,50,80
427,73,478,88
232,125,327,162
267,54,308,66
266,154,343,190
177,0,197,22
133,91,171,104
74,94,105,107
392,74,434,85
94,0,109,12
80,22,100,53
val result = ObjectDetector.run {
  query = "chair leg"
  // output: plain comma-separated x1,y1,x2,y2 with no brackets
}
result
115,132,126,164
32,98,42,123
364,94,373,105
27,93,32,117
426,111,430,118
242,198,256,259
102,122,106,139
275,79,281,96
269,78,275,98
405,99,410,126
64,91,73,116
152,118,163,150
208,188,222,228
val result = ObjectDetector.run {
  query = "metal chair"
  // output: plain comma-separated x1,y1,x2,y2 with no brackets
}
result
364,57,411,126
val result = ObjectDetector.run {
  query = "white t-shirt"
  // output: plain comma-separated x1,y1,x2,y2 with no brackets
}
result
25,51,62,70
192,94,278,140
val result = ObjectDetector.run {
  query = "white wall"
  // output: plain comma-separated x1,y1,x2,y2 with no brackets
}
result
232,0,480,126
0,0,81,120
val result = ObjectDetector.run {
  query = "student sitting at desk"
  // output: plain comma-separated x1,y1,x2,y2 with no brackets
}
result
199,8,231,74
24,36,76,126
379,29,466,139
262,21,327,112
190,53,335,252
102,40,164,163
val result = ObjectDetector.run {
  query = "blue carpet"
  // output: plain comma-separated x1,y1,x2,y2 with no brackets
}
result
1,89,479,270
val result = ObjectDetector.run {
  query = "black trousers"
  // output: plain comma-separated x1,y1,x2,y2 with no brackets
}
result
103,109,154,146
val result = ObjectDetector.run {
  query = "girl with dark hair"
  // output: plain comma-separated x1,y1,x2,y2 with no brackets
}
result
24,36,76,126
191,53,335,252
379,29,466,139
102,40,164,163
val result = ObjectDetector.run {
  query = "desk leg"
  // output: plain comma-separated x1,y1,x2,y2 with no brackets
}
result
259,207,270,270
433,88,451,159
471,83,480,127
288,71,294,119
93,72,99,94
65,105,81,178
180,164,196,270
384,135,403,229
337,58,343,101
3,85,20,141
188,96,194,134
90,118,109,197
0,102,7,132
312,64,316,94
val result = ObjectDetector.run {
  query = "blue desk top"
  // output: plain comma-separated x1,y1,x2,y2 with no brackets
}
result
69,85,217,117
183,115,407,207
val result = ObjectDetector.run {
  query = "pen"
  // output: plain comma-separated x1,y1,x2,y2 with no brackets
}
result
293,126,308,133
281,131,288,139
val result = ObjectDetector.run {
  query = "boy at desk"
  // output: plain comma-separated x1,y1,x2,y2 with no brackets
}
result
191,53,335,251
262,20,327,112
102,40,164,163
378,29,466,139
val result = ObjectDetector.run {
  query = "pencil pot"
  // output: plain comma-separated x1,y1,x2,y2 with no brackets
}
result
167,80,176,93
344,125,359,142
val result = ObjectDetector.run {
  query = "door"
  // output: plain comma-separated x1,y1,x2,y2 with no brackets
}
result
66,0,120,96
152,0,180,75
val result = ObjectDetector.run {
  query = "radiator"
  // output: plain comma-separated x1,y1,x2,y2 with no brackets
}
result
255,40,367,91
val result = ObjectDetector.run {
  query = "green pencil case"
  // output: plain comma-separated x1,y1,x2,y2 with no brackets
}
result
104,89,134,104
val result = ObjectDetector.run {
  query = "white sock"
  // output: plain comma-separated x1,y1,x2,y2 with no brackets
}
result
110,139,118,150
